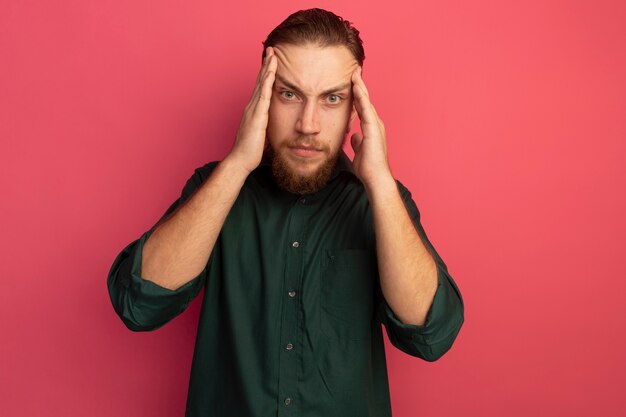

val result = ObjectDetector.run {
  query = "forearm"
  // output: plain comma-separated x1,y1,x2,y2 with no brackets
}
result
366,174,438,326
141,157,249,290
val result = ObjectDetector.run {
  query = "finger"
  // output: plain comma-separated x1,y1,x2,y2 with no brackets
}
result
256,47,274,82
352,66,370,98
351,69,379,127
247,60,275,116
352,67,385,129
253,52,277,115
250,47,275,101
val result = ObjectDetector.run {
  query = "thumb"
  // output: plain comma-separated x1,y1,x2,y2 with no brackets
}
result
350,132,363,153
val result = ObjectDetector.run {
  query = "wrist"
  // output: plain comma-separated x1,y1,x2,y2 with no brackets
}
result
220,154,256,182
362,168,396,195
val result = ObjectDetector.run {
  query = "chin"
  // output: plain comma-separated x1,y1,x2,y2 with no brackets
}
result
286,158,323,175
269,146,339,195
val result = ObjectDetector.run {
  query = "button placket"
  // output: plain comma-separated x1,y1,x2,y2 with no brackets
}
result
277,201,308,416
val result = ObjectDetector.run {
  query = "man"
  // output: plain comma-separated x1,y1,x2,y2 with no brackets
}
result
108,8,463,417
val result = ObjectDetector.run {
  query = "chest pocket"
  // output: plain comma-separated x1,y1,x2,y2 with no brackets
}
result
320,249,377,341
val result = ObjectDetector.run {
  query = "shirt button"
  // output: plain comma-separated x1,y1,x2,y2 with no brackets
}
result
299,198,306,204
284,397,292,406
292,241,300,248
288,290,296,298
286,342,294,350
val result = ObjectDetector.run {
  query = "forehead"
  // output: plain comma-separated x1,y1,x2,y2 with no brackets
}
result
272,43,358,94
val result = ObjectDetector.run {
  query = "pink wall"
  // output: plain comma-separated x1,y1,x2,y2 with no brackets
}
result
2,0,625,416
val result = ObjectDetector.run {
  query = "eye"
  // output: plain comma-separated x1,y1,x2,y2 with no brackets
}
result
327,95,341,104
280,91,296,100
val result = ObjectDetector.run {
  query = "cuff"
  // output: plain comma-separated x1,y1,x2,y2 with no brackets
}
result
130,230,205,296
107,230,206,331
380,262,464,361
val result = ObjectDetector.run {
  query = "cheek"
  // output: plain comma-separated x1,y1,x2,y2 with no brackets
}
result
269,101,299,126
321,108,352,131
267,98,283,128
267,103,298,142
267,96,279,122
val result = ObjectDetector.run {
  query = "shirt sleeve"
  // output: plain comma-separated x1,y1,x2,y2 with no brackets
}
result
106,162,218,332
377,181,464,361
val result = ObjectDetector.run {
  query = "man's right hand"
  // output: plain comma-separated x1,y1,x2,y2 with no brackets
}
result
226,46,277,175
140,48,278,291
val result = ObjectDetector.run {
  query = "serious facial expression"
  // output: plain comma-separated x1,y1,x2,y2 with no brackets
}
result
266,43,358,194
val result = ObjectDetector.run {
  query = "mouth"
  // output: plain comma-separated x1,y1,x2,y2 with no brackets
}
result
287,145,324,159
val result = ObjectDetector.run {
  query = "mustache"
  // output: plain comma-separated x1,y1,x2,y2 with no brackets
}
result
284,136,328,151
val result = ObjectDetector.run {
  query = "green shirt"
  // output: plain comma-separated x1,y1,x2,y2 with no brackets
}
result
107,152,464,417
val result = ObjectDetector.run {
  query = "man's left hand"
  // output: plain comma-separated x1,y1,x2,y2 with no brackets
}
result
350,67,393,188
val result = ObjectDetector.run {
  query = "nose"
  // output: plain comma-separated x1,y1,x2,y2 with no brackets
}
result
296,100,321,135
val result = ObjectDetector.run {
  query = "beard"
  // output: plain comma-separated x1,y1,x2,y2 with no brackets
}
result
268,136,343,195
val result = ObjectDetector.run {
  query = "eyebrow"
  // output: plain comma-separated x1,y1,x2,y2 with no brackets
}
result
275,74,351,96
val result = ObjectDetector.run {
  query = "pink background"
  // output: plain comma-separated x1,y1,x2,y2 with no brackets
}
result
2,0,625,416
